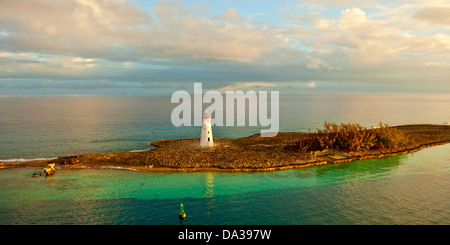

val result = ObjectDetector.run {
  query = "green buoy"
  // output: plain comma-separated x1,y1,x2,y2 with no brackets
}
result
179,203,186,220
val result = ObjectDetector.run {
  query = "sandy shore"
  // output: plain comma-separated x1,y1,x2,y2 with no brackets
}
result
1,124,449,172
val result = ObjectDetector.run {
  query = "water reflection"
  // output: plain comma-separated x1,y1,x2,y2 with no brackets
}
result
204,173,214,199
203,173,216,217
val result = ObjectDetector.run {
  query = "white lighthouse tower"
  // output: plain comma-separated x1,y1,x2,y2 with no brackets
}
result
200,112,213,147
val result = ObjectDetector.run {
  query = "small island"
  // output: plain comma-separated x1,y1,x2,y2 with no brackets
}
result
1,123,449,172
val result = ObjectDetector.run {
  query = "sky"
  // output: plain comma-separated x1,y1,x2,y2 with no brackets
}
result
0,0,449,96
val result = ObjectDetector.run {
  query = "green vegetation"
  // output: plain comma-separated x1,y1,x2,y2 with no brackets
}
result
300,121,413,153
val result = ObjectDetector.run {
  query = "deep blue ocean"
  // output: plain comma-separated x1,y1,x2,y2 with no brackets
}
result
0,94,449,224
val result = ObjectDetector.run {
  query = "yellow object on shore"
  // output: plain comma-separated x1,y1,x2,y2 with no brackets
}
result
44,163,56,176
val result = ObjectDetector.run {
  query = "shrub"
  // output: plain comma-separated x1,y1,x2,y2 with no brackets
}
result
372,122,413,149
301,121,412,152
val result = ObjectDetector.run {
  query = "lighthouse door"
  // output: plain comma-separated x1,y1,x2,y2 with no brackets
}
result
208,137,210,142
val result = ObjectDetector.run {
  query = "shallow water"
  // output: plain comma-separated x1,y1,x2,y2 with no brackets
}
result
1,144,449,225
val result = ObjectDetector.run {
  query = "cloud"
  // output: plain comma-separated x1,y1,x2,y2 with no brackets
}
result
412,7,450,25
306,81,317,88
214,7,244,22
0,0,449,95
216,82,277,93
0,51,100,78
0,0,282,63
306,56,338,70
0,52,10,57
303,6,450,68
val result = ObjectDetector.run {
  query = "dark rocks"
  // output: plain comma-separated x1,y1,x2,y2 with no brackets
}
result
32,172,45,177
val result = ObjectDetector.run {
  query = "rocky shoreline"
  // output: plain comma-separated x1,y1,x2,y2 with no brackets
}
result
1,124,449,172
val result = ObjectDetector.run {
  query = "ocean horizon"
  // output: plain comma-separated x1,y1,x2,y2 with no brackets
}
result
1,93,449,161
1,93,449,225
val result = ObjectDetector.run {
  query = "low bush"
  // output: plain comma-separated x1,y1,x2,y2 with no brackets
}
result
301,121,413,152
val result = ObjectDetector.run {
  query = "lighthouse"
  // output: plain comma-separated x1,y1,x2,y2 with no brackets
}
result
200,112,213,147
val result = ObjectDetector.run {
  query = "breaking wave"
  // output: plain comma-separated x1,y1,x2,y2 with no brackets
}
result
0,157,57,163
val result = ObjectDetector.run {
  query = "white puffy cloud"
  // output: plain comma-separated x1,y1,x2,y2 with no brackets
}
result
0,0,282,63
0,0,449,94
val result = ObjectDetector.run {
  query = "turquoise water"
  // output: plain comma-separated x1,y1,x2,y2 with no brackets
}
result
0,143,449,225
0,94,449,224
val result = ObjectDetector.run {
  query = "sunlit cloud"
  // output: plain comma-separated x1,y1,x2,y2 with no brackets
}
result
0,0,449,95
217,82,277,93
307,81,317,88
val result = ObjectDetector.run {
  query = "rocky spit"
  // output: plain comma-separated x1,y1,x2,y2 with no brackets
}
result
1,124,449,172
